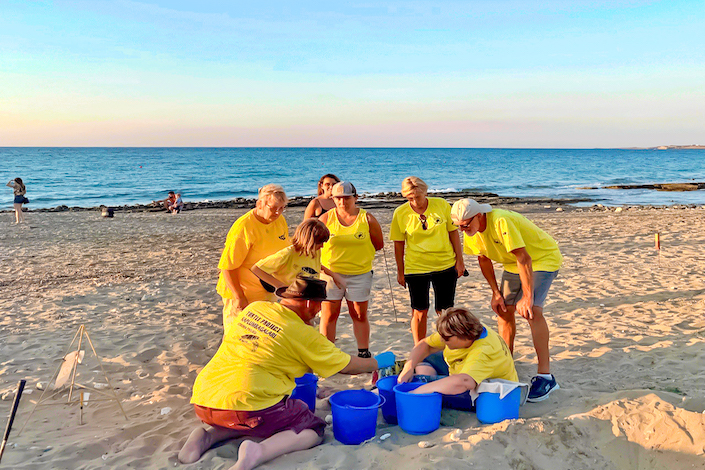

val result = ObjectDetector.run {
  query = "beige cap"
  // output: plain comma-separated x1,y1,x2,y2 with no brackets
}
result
451,198,492,223
331,181,357,197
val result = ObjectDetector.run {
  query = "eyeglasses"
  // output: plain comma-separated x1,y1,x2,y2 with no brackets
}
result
456,215,475,229
419,214,427,230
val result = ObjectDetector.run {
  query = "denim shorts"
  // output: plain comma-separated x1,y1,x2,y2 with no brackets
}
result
416,351,474,411
501,270,558,308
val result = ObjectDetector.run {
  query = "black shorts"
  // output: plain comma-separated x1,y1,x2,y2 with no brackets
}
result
404,266,457,312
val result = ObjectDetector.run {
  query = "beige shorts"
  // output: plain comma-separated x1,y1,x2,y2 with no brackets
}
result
322,271,373,303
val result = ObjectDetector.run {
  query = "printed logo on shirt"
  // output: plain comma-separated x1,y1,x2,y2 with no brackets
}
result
278,234,286,240
354,232,366,239
238,311,283,339
301,266,318,276
433,216,442,225
239,334,260,352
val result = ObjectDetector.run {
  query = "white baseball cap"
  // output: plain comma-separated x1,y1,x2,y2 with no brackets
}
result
331,181,357,197
451,198,492,223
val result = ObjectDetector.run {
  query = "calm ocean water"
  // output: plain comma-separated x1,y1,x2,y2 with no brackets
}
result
2,148,704,209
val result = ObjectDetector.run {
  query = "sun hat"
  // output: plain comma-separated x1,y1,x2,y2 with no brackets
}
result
275,276,328,301
331,181,357,198
451,199,493,223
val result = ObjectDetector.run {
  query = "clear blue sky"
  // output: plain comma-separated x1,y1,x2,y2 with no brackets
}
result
1,1,703,147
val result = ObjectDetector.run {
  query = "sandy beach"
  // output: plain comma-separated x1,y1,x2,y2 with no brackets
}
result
2,203,705,470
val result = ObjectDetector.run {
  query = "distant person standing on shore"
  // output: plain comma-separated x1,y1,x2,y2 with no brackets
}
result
390,176,465,344
304,174,340,219
217,184,290,331
319,182,384,357
6,177,28,224
451,198,562,402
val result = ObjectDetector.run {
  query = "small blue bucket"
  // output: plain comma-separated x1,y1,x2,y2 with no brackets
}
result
376,376,398,424
476,387,521,424
394,382,442,435
291,373,318,412
329,390,384,445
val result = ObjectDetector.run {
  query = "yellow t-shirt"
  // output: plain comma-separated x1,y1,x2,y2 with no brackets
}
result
253,245,322,286
320,209,375,275
191,301,351,411
389,197,457,275
463,209,562,274
425,326,518,384
216,210,290,302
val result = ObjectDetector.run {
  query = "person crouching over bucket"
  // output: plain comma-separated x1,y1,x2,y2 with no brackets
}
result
398,307,517,398
179,276,395,470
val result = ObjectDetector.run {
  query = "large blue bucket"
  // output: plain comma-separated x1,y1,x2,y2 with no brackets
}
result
476,387,521,424
376,376,398,424
394,382,442,435
329,390,384,445
291,373,318,412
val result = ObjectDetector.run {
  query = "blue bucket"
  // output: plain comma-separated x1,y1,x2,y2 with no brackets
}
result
476,387,521,424
376,376,398,424
291,373,318,412
329,390,384,445
394,382,442,435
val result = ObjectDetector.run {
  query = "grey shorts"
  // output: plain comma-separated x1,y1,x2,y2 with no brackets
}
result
321,271,373,303
501,270,558,308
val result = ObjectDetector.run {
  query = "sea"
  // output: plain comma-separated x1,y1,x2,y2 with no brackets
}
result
2,148,704,209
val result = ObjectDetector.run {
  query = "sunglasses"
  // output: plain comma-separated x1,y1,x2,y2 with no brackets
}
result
419,214,427,230
456,215,476,229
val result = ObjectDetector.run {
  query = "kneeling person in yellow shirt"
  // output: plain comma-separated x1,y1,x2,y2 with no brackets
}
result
178,277,393,470
398,307,517,398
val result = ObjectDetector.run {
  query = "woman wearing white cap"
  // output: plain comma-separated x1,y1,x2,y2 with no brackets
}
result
319,181,384,358
390,177,465,344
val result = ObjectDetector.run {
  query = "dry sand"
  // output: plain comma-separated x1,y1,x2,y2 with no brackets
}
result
1,204,705,470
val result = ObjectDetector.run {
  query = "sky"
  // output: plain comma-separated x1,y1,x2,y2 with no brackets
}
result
1,0,704,147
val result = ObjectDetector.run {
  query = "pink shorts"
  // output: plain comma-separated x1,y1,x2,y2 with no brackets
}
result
194,397,326,438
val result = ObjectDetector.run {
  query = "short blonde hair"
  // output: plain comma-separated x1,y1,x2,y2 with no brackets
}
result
401,176,428,198
292,218,330,257
257,184,287,205
436,307,484,341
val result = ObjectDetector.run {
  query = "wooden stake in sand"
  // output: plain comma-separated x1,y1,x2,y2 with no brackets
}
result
655,232,661,267
382,247,399,323
0,380,26,464
18,325,128,436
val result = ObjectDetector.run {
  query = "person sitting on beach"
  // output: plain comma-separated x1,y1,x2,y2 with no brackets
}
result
6,177,27,224
217,184,290,331
153,191,177,211
318,182,384,358
178,277,395,470
398,307,517,398
251,218,345,297
169,193,184,214
303,173,340,219
451,198,562,402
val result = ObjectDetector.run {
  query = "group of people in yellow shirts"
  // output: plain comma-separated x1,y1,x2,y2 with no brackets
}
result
178,176,563,470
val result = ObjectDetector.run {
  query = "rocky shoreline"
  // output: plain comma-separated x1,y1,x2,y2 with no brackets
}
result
6,190,593,214
6,189,705,214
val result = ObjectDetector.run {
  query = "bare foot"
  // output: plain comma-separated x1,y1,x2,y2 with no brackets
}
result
229,440,263,470
178,427,210,464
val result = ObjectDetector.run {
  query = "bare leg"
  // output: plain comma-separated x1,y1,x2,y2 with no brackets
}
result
527,306,551,374
411,309,429,344
13,203,23,224
178,425,244,464
496,305,517,354
415,364,437,377
347,300,370,350
319,300,342,343
229,430,322,470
